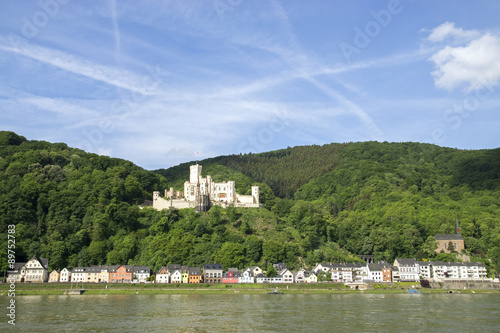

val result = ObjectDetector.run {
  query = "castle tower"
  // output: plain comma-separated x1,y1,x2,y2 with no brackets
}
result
252,186,259,204
190,164,202,184
153,191,160,201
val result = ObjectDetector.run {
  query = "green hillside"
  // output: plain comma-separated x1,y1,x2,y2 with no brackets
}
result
1,131,499,276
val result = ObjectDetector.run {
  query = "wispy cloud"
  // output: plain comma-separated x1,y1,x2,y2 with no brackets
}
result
265,0,383,138
110,0,121,59
0,41,161,95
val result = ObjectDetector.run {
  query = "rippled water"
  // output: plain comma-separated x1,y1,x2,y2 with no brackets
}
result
1,293,499,332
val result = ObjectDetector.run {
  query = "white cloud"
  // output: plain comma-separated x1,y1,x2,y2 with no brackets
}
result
428,23,500,91
428,22,479,43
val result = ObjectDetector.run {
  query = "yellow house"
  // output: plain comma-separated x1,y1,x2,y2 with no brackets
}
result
305,272,317,283
181,266,189,284
49,270,60,283
99,267,110,283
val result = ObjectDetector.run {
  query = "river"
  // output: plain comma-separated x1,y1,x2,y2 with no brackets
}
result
1,293,499,332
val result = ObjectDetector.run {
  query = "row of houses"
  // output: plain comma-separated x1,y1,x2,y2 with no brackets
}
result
8,256,489,284
8,259,153,284
155,263,299,284
313,259,489,283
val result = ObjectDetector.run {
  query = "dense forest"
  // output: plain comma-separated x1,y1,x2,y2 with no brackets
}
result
1,131,499,276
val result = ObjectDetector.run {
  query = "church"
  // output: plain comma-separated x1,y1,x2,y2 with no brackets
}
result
153,164,261,212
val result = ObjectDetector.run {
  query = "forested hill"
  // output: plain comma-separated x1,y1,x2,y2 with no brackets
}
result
1,131,499,276
155,141,500,200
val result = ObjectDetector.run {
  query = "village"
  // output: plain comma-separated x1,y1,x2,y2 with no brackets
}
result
7,208,495,286
7,255,491,286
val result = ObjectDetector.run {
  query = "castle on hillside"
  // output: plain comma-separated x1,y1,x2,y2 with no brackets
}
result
153,164,261,212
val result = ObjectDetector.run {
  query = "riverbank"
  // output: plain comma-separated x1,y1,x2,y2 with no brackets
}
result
1,282,498,296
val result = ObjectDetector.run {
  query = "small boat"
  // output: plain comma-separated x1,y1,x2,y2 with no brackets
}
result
407,289,422,294
267,288,283,294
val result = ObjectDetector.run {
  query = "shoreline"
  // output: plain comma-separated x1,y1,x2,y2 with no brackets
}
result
1,282,498,296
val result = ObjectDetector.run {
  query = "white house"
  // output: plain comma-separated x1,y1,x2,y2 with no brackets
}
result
71,267,86,282
59,268,71,282
329,263,357,283
418,261,432,279
294,269,306,283
271,276,283,283
278,269,294,284
238,269,255,283
464,262,488,279
394,258,420,282
366,263,392,283
256,273,271,284
170,270,182,283
156,267,170,284
24,255,49,283
312,263,333,275
134,266,150,283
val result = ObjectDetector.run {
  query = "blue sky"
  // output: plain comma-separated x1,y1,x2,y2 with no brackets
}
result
1,0,500,170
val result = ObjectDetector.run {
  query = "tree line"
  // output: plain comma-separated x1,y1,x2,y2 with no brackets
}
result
1,131,499,275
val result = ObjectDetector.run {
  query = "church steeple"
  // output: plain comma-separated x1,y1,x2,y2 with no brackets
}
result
456,216,460,234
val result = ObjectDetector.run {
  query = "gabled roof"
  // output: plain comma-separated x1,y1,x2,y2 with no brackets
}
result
304,271,316,278
156,266,169,274
167,264,181,272
29,255,48,269
110,265,134,273
86,266,102,273
71,267,86,272
243,269,254,277
10,262,26,273
273,262,287,271
203,263,223,270
134,266,150,273
189,267,201,275
435,234,464,240
368,263,390,271
395,258,417,266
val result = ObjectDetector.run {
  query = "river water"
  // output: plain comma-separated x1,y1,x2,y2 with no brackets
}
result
1,293,499,332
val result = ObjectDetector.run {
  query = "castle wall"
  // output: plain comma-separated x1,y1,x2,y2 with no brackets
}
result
153,165,262,211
